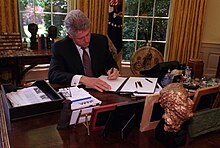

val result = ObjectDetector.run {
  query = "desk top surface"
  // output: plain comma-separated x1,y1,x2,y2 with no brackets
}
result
5,90,161,148
1,88,220,148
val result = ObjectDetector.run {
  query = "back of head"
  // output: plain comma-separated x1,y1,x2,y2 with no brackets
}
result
64,10,91,37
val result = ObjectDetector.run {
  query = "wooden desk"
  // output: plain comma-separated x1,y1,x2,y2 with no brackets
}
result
0,50,52,85
0,89,163,148
1,89,220,148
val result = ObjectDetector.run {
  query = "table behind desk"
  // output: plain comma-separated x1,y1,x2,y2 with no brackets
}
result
0,50,52,85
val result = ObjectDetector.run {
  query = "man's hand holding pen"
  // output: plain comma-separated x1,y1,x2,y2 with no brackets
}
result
107,67,120,80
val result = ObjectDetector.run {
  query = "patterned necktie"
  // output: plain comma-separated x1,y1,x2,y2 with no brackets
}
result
82,48,93,76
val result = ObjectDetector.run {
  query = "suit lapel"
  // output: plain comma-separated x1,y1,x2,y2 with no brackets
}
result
66,37,84,74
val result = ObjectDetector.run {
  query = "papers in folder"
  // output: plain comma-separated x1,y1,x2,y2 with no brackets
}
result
59,87,102,110
99,75,158,94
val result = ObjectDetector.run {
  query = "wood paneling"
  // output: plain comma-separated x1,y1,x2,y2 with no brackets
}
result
200,42,220,77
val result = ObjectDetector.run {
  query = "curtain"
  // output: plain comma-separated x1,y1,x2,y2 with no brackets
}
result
165,0,207,64
77,0,109,35
0,0,19,32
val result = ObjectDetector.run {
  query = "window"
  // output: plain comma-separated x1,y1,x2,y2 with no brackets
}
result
19,0,71,40
122,0,171,62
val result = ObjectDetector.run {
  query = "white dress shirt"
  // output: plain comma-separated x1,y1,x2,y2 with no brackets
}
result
71,44,91,86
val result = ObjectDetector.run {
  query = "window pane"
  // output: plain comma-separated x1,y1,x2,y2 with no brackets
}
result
21,11,30,38
19,0,68,39
19,0,34,11
53,14,66,38
35,8,45,24
122,0,170,62
151,42,165,56
137,41,147,49
53,0,67,13
44,1,52,12
44,14,52,35
123,17,137,40
140,0,154,16
124,0,138,15
138,18,152,40
123,41,135,61
153,18,168,41
155,0,170,17
35,0,45,7
37,13,47,35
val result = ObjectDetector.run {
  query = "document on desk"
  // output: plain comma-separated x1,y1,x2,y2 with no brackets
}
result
6,86,51,107
58,87,102,110
133,83,162,97
69,106,94,125
99,75,158,94
98,75,128,92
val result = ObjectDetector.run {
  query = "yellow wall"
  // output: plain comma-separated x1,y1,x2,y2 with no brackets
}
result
202,0,220,43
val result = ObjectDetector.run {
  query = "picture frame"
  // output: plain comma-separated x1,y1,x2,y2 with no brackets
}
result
140,94,164,132
102,99,145,139
89,102,127,132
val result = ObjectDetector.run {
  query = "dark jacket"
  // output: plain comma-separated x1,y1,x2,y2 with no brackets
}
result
48,33,117,86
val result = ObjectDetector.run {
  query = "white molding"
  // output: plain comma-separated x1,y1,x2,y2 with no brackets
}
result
200,42,220,77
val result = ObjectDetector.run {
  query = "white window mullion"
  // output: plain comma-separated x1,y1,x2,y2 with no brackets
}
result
51,0,53,25
150,0,157,42
33,0,36,23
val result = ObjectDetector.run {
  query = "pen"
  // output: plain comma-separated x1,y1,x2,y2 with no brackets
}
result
137,81,142,87
110,67,114,74
71,97,92,103
145,78,153,83
135,82,138,88
66,87,72,97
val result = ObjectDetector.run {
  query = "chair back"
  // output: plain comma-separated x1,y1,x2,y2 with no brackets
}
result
192,85,220,112
188,107,220,138
130,45,164,76
140,94,164,132
0,33,23,50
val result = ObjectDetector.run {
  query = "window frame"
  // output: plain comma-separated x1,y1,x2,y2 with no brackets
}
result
18,0,72,39
122,0,171,63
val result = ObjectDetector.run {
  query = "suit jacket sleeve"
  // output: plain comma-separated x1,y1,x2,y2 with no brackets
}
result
48,37,83,86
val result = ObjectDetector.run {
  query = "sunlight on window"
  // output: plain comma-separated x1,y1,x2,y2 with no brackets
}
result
19,0,68,39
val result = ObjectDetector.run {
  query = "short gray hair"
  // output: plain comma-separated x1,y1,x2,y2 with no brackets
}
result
64,10,91,37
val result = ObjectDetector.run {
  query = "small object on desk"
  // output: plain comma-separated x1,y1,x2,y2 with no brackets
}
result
137,81,143,87
23,38,28,49
145,78,153,83
59,87,102,110
111,67,114,74
135,82,138,88
71,97,92,103
183,79,200,90
57,99,72,130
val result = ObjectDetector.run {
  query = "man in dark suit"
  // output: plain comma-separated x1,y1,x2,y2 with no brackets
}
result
48,10,119,92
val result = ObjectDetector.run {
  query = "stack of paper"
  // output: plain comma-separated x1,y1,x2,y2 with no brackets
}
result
6,86,51,107
133,83,162,97
59,87,102,110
